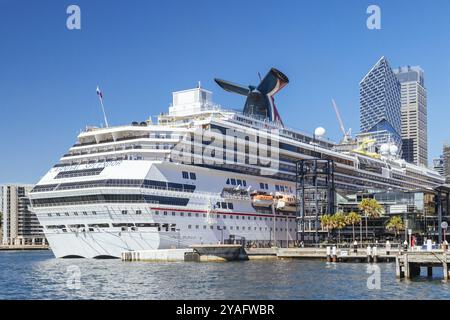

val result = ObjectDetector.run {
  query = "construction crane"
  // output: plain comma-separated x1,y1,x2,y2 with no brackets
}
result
331,99,352,144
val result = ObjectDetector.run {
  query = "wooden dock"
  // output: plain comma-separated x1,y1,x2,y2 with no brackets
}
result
276,246,396,263
396,251,450,280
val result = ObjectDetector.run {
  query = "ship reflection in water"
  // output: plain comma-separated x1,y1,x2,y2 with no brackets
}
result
1,251,450,300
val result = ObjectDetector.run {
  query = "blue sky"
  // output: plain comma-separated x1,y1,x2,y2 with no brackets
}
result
1,0,449,183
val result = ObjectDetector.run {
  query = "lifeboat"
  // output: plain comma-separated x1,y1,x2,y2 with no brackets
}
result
274,193,297,212
251,192,274,207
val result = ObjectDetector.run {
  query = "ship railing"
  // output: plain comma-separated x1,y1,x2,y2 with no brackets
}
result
39,184,230,200
143,188,253,203
137,187,225,200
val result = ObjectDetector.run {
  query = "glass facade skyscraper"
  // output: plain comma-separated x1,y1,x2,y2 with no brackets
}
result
359,57,402,153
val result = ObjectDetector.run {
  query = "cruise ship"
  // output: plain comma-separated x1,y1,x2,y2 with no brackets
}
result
29,68,444,258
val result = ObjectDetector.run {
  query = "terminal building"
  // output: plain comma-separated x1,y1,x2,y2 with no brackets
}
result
336,187,450,243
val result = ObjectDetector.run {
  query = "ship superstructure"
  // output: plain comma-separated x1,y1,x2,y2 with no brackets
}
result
29,69,444,258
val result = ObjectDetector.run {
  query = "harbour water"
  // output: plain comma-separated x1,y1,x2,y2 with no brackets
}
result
1,251,450,300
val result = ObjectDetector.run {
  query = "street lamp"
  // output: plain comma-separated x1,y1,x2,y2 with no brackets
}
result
404,210,408,248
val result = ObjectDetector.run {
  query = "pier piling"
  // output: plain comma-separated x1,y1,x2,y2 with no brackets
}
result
372,246,378,263
444,253,448,281
332,246,337,262
366,246,372,263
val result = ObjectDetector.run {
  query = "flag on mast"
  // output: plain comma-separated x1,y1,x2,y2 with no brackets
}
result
96,86,103,99
96,85,109,128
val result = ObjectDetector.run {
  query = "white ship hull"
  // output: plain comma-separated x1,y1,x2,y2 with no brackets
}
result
33,161,297,258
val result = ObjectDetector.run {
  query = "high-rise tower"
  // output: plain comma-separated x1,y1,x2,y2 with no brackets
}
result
394,66,428,167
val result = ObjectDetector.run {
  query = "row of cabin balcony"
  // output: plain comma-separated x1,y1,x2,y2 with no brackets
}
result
73,131,184,148
59,154,169,166
64,144,143,158
62,147,174,163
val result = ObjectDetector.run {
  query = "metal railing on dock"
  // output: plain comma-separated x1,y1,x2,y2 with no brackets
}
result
276,245,397,263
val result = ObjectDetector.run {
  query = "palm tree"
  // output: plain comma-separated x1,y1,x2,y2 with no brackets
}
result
358,198,383,241
333,212,348,244
346,211,362,242
386,215,405,240
320,214,332,239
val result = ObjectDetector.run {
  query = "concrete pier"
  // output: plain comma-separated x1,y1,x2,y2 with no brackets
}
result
190,244,248,262
0,244,49,251
121,249,193,262
122,244,249,262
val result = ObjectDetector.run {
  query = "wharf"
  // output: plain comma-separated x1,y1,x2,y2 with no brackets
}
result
396,251,450,281
276,247,397,263
122,245,397,263
0,244,49,251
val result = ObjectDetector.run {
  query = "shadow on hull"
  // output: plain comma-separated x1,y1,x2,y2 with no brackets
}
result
60,255,119,259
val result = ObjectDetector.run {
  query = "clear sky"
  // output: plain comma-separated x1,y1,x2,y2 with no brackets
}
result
1,0,450,184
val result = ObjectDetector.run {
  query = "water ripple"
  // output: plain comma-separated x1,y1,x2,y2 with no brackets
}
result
1,251,450,300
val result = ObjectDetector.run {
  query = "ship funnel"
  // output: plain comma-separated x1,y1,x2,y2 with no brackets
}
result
214,68,289,125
